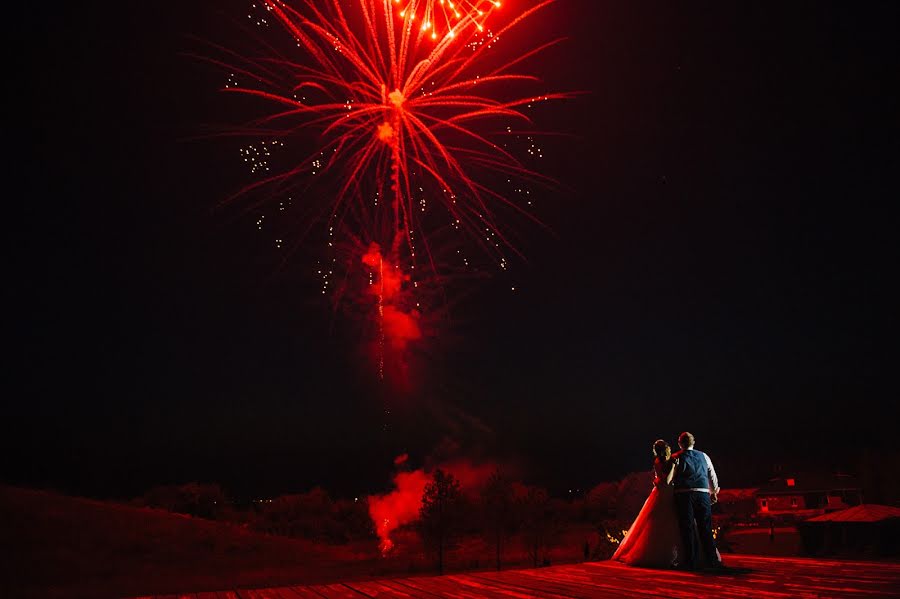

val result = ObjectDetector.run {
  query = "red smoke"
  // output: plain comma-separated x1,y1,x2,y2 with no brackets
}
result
367,469,430,555
382,306,421,350
440,460,496,492
361,243,406,301
360,243,421,386
367,456,498,555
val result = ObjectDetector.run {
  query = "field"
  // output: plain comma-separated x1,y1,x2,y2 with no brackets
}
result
2,486,366,598
5,485,879,598
1,486,595,598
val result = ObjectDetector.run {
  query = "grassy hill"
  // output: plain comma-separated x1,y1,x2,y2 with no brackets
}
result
0,485,369,598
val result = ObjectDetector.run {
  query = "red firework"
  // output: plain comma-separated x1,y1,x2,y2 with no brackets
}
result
389,0,502,38
206,0,570,382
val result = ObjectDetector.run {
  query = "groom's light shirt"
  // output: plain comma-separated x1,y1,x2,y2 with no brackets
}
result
683,448,719,493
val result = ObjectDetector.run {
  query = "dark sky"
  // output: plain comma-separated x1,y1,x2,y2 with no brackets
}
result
9,1,898,500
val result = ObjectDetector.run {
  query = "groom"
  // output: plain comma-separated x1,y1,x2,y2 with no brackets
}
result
672,431,724,571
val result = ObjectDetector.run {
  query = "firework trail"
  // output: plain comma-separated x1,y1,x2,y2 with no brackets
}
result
206,0,572,382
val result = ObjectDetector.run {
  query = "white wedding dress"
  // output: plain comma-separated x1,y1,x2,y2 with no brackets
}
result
612,458,683,567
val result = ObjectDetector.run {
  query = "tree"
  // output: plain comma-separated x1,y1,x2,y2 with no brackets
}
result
258,487,336,541
517,485,553,568
587,482,618,522
419,469,462,574
333,498,377,543
615,471,653,523
481,469,515,571
141,482,227,519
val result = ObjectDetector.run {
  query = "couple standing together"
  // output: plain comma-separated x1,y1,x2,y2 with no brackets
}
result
613,432,726,571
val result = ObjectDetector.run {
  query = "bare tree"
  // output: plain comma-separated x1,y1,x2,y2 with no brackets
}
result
481,469,515,570
419,469,462,574
141,482,227,519
518,485,552,568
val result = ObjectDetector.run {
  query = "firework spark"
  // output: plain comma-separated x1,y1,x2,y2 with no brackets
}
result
390,0,503,39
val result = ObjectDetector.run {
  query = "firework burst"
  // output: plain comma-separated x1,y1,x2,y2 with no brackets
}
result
204,0,572,382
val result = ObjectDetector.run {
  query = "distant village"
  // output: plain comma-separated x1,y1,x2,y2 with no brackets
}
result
714,472,899,557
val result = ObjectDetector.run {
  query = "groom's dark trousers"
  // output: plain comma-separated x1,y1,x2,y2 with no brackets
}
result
675,491,717,570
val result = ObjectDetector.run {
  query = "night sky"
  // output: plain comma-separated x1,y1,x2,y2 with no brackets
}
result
9,1,898,500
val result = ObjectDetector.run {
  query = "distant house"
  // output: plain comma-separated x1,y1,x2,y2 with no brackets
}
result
798,504,900,557
715,488,759,520
756,473,862,519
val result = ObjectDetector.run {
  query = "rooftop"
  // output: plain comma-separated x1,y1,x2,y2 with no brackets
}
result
806,504,900,523
757,473,860,495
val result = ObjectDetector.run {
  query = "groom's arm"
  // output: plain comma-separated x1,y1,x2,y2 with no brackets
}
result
665,460,676,485
705,453,720,495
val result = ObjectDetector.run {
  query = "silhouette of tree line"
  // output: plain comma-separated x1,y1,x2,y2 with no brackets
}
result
136,469,657,573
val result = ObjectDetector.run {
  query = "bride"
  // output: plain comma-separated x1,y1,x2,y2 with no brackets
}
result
612,439,683,567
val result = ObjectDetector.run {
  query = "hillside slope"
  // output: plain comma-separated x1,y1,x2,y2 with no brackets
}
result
0,486,367,598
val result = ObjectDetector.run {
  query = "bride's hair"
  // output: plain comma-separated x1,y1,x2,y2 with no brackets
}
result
652,439,670,460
